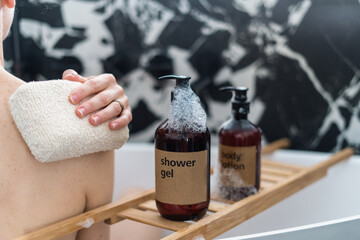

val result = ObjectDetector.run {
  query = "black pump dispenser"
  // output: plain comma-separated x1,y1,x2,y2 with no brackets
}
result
159,75,191,102
220,87,249,117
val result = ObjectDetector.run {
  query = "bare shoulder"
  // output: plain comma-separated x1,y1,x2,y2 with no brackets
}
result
0,70,24,95
0,72,23,109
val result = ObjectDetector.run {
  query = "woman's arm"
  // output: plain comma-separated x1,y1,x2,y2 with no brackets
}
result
76,150,114,240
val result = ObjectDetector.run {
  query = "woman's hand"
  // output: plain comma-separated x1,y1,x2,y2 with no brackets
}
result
62,69,132,130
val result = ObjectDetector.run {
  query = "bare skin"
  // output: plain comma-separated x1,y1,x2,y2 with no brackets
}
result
0,69,114,239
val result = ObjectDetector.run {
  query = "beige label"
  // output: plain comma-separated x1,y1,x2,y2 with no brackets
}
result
219,144,256,187
155,148,208,205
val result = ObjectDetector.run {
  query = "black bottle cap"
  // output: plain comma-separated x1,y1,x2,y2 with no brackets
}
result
158,75,191,87
220,86,250,116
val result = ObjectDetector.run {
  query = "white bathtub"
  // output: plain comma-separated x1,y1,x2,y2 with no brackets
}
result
114,143,360,239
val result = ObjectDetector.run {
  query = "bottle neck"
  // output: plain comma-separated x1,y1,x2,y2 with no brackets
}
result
176,80,190,88
233,113,248,120
231,102,249,120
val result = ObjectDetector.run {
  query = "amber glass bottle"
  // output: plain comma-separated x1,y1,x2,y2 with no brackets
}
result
218,87,261,201
155,75,210,221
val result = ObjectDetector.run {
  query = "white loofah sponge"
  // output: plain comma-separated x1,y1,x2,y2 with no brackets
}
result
8,80,129,163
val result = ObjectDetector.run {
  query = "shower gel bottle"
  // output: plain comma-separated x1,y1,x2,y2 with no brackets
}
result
155,75,210,221
218,87,261,201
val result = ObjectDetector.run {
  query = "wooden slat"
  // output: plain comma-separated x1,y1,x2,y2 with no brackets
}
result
106,215,123,225
210,196,236,205
311,148,354,172
117,208,190,231
14,189,155,240
260,180,275,189
208,201,228,212
260,176,280,183
261,167,293,177
161,148,354,240
262,159,306,172
261,172,288,182
262,164,295,175
138,200,158,212
261,138,290,155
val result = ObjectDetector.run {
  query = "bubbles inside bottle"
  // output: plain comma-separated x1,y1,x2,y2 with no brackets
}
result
168,84,206,133
215,167,258,201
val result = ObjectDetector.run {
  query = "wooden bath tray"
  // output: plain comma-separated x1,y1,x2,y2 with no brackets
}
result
17,139,354,240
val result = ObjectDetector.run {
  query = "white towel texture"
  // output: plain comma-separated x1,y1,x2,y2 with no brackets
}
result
8,80,129,163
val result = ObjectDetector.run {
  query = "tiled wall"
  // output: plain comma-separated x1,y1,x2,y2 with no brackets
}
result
5,0,360,153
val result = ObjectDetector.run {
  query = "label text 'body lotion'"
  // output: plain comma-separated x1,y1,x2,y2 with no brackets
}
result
219,144,256,186
155,148,208,205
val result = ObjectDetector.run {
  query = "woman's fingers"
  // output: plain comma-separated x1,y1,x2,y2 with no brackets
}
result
69,74,117,105
64,71,132,129
62,69,87,83
75,88,120,119
109,107,132,130
88,97,130,127
63,69,90,104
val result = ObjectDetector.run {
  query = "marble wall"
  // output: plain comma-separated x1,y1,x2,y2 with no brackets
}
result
4,0,360,153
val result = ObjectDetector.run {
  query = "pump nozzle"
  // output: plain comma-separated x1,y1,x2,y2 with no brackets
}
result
219,86,250,116
158,75,191,87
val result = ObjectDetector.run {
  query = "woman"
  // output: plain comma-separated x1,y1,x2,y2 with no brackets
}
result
0,0,132,239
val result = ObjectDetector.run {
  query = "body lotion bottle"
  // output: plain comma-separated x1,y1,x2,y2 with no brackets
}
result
218,87,261,201
155,75,210,221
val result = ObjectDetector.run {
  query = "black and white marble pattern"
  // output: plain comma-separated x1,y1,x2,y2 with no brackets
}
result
4,0,360,153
